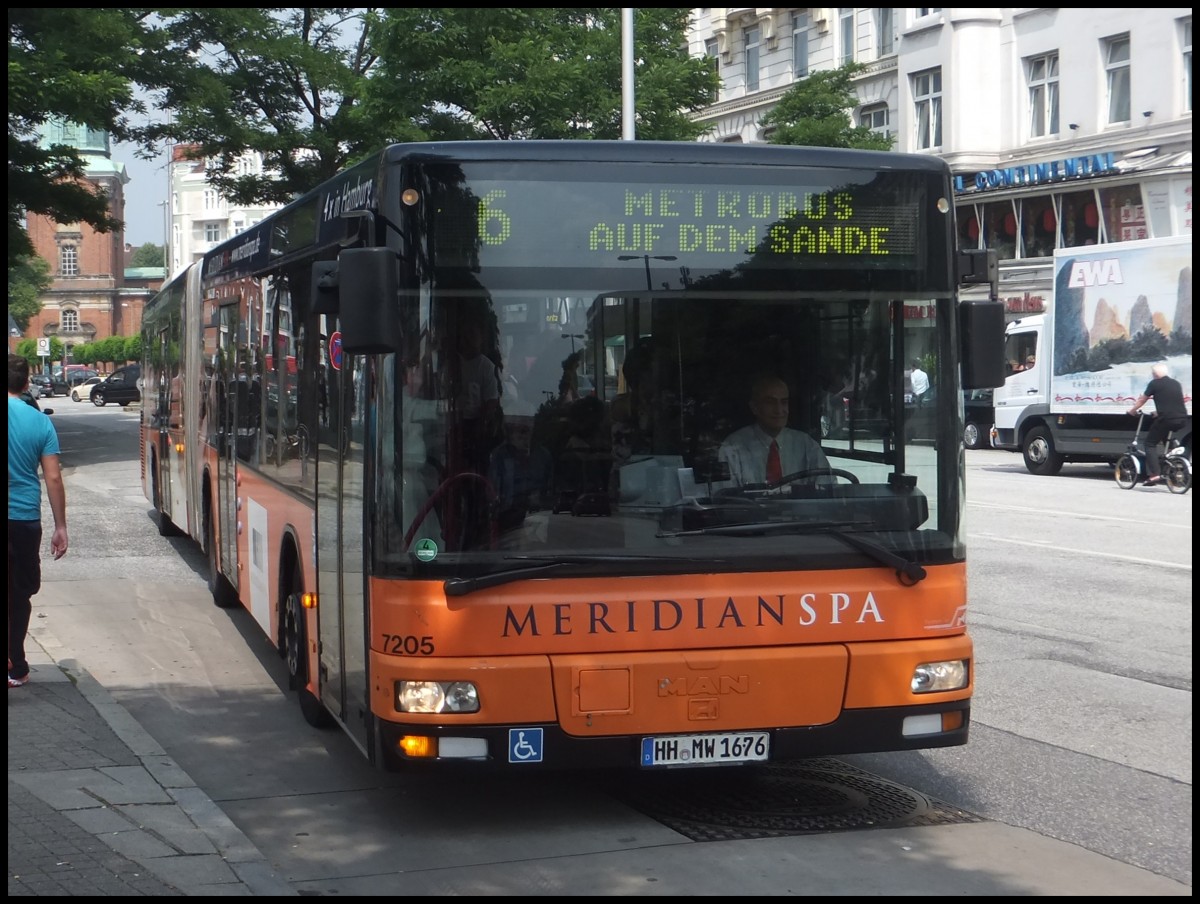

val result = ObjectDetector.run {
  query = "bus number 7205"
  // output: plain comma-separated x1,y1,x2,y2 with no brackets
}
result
382,635,435,656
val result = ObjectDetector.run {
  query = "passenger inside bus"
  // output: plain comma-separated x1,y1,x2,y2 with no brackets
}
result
488,409,553,533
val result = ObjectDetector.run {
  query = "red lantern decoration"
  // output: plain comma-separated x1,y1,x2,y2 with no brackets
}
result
1084,203,1098,228
1004,212,1017,236
1042,209,1056,232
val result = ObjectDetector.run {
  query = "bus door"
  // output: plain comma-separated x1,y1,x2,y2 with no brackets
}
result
315,328,373,757
215,302,240,593
152,327,175,519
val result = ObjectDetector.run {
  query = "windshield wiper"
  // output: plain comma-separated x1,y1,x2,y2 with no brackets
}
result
658,520,926,586
442,555,686,597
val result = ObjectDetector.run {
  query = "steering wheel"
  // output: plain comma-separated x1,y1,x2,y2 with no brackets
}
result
767,468,860,489
405,471,498,550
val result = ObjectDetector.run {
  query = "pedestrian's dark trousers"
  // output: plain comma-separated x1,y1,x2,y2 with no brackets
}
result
8,519,42,681
1145,417,1187,478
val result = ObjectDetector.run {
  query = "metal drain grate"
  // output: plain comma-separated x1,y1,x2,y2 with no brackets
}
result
607,757,983,842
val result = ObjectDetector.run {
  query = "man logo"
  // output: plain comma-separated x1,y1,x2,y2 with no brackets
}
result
689,698,719,720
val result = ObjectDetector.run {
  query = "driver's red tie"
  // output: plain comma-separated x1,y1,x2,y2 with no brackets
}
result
766,440,782,483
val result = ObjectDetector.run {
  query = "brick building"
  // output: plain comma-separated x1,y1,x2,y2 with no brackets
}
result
19,122,163,369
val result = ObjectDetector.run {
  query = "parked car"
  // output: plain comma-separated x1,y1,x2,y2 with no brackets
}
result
28,374,53,398
60,365,99,385
32,372,69,396
70,376,104,402
90,364,142,407
963,388,995,450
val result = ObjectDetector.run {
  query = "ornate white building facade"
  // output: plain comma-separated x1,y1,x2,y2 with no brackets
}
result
686,8,1192,312
167,145,283,279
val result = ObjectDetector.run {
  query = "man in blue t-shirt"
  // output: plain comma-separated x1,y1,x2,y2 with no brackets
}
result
8,354,68,687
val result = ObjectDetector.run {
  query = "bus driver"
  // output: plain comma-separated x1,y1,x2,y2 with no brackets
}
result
718,373,830,486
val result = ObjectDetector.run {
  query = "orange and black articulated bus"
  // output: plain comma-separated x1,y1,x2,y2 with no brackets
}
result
142,140,1004,771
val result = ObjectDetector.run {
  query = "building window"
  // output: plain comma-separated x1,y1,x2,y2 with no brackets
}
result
61,309,79,332
959,205,981,251
1099,185,1148,242
914,8,942,18
204,189,220,211
705,38,720,102
205,223,222,243
912,68,942,149
1183,18,1193,113
859,104,891,140
876,8,894,56
235,153,258,177
1104,34,1131,124
983,200,1017,261
744,25,761,93
839,8,855,64
1059,189,1100,248
1019,197,1057,258
792,11,809,78
1026,53,1060,139
60,245,79,277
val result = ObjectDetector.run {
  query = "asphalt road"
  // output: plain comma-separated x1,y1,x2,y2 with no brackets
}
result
34,402,1192,893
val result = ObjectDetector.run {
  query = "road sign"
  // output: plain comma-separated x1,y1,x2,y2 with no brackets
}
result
329,331,343,371
37,337,51,356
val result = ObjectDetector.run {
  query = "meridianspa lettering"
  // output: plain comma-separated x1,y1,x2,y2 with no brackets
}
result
501,593,885,637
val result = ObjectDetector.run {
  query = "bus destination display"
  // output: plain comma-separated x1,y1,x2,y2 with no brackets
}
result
432,174,925,274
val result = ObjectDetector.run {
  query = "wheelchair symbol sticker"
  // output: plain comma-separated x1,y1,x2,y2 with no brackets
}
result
508,728,543,763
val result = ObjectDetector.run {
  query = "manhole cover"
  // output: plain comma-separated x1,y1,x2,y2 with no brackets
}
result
607,757,982,841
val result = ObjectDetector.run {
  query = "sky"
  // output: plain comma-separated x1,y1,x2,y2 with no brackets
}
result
114,138,169,247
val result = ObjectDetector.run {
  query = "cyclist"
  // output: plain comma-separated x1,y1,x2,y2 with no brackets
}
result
1127,363,1188,487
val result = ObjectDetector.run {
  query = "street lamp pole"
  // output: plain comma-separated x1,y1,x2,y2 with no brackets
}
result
618,254,678,291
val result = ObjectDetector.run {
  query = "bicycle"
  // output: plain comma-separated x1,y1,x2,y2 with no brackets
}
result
1114,412,1191,494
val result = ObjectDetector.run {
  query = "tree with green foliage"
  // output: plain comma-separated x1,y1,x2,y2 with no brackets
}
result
140,9,716,206
124,334,144,364
370,9,717,141
128,243,166,268
8,253,52,331
72,344,96,367
8,9,170,267
96,335,129,366
142,8,409,207
761,63,894,151
13,336,63,368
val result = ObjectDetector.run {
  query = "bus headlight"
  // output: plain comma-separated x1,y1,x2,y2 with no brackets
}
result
911,660,968,693
396,680,480,713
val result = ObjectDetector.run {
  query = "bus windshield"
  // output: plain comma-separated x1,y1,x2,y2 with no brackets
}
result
374,160,961,578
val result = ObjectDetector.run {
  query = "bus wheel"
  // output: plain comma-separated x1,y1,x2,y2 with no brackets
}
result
206,510,238,609
283,591,334,729
1022,425,1063,476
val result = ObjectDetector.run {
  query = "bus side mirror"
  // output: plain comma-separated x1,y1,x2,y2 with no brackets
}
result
336,247,402,355
959,300,1006,389
311,261,339,315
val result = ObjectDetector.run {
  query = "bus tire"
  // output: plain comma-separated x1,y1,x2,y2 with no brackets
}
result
206,509,238,609
283,589,334,729
1022,425,1063,476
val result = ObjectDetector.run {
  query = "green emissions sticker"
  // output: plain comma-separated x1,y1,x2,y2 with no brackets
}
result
414,538,439,562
